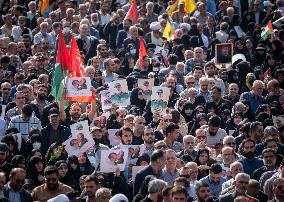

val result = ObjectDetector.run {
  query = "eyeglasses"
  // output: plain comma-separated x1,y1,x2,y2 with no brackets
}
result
184,141,195,145
196,136,206,139
2,88,11,91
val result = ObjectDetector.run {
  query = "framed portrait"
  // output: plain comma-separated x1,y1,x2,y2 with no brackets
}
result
101,90,112,110
120,145,146,160
215,43,233,65
108,129,121,146
137,78,154,99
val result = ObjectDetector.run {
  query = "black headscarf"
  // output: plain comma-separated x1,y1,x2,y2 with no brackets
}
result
26,156,44,187
130,88,147,114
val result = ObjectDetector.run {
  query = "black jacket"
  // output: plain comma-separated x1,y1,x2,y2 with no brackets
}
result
3,184,33,202
41,124,71,155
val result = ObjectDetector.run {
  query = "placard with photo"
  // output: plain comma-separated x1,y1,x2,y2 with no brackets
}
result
137,78,154,99
215,43,233,64
151,86,170,114
120,145,146,160
66,77,92,97
108,80,130,107
100,149,128,172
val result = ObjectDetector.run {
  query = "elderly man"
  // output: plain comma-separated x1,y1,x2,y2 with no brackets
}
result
141,179,167,202
33,22,54,47
240,80,265,113
219,173,253,201
185,47,206,75
177,135,197,162
145,22,163,47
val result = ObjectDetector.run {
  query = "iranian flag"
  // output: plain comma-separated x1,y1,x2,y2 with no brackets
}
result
65,36,94,102
261,21,273,40
52,31,70,103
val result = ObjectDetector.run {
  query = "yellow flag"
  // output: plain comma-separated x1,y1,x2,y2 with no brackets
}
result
167,0,179,16
183,0,196,14
163,21,174,41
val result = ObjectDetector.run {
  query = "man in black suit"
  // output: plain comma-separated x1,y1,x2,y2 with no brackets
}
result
134,150,166,195
116,19,131,50
247,0,266,26
3,168,32,202
76,24,99,64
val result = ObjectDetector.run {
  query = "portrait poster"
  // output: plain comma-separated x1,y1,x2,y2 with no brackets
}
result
108,129,121,146
120,145,146,160
215,43,233,64
63,133,95,157
108,79,130,106
132,166,147,181
100,149,128,172
151,86,170,114
66,77,92,97
90,112,110,128
138,78,154,99
101,90,112,110
64,120,95,156
234,26,246,38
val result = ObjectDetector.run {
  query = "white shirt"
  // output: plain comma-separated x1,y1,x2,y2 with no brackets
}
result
12,26,32,42
200,33,209,48
99,12,111,25
204,126,227,146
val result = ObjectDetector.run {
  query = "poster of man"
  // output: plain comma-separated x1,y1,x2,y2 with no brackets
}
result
120,145,146,160
100,149,128,173
215,43,233,64
66,77,92,97
137,78,154,99
108,129,121,146
70,120,89,136
151,86,170,114
101,90,112,110
108,79,130,106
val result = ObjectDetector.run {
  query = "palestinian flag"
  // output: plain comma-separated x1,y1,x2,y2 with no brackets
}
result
52,31,70,103
261,21,273,40
66,36,94,102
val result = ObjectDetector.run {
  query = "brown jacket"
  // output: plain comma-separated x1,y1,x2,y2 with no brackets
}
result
32,182,73,202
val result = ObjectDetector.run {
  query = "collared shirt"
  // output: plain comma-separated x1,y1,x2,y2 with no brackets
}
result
7,183,21,202
162,167,180,186
33,32,55,45
166,141,183,153
198,90,212,102
240,91,265,113
11,26,32,42
5,107,21,126
32,182,73,202
199,175,227,197
102,71,118,84
8,115,42,139
185,59,206,75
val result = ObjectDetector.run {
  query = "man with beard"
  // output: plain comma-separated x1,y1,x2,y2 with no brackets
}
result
41,107,71,154
0,82,12,106
165,76,180,108
3,168,32,202
31,84,50,117
32,166,73,201
60,88,96,127
270,178,284,202
251,148,277,181
141,179,167,202
210,86,232,115
177,135,197,163
238,139,264,175
142,126,155,157
81,175,100,202
219,173,253,201
204,115,227,153
195,182,212,202
116,19,131,50
218,69,229,95
132,116,146,145
204,62,225,96
223,83,240,105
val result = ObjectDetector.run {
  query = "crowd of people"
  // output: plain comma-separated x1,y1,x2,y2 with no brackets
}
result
0,0,283,201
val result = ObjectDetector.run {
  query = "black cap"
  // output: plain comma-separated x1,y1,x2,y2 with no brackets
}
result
0,143,8,153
